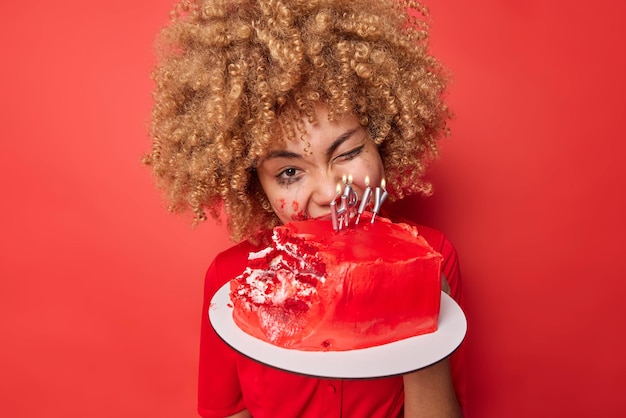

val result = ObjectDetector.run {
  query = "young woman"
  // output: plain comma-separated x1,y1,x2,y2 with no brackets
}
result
144,1,465,416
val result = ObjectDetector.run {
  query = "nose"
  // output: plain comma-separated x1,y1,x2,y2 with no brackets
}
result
308,173,344,219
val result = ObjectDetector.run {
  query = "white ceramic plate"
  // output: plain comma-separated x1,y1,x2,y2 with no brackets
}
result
209,283,467,379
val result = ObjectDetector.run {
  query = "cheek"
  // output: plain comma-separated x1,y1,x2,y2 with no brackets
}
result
290,200,308,221
271,198,308,222
346,148,384,187
270,197,306,223
271,198,290,220
352,162,384,189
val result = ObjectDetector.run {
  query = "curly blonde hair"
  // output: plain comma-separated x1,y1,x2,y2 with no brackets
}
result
144,0,450,242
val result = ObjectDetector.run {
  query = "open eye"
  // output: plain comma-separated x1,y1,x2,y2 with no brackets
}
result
276,167,301,185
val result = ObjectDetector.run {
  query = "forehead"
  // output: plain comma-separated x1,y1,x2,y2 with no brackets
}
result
268,108,361,153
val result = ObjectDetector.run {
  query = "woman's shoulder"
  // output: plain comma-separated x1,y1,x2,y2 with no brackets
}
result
387,214,456,257
386,214,463,300
214,239,258,265
204,239,262,297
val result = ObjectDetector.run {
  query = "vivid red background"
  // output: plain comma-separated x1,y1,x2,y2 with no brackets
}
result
2,1,625,417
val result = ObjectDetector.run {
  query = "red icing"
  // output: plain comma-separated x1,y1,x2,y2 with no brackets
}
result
230,212,441,351
291,211,308,221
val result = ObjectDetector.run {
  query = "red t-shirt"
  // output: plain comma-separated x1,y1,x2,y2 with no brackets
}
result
198,223,466,417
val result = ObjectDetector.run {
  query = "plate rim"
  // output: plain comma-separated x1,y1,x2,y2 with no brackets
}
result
209,282,467,379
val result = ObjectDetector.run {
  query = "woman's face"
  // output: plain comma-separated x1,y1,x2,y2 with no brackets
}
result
256,105,385,224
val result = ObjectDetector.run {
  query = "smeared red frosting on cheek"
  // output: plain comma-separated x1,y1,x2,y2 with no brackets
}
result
291,201,308,221
272,198,292,222
291,211,308,221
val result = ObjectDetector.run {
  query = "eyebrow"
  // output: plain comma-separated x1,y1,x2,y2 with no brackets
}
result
262,127,361,162
325,127,360,158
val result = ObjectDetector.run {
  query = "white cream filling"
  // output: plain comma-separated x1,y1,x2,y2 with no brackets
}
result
236,231,327,307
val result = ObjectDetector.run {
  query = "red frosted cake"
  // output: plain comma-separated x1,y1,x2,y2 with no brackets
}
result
229,213,442,351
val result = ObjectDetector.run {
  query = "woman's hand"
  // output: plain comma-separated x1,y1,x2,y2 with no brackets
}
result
403,358,462,417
